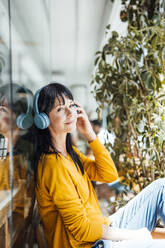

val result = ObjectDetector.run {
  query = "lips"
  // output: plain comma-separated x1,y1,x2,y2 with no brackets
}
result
65,119,75,124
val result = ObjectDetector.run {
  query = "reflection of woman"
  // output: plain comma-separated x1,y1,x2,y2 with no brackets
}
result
0,83,34,247
0,83,33,188
32,83,165,248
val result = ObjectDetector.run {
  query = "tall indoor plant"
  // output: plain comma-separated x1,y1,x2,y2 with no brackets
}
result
92,0,165,193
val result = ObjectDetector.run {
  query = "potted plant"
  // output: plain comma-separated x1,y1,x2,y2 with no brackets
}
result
92,0,165,196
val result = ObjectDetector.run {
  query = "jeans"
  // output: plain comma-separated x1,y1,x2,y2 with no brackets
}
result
94,178,165,248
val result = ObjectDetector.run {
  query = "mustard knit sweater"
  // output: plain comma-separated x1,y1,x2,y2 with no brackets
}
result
35,138,118,248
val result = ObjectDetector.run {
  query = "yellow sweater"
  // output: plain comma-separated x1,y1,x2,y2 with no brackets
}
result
35,138,118,248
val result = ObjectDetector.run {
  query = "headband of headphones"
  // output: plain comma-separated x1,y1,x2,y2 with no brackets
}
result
34,89,41,115
16,87,33,129
33,87,50,129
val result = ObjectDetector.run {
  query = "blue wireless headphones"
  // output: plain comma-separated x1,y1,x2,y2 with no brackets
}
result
16,88,33,129
33,88,50,129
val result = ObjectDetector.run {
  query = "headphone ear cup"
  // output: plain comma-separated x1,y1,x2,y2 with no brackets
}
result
34,112,50,129
16,113,33,129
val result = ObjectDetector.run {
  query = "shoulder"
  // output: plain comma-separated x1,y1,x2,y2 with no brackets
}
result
37,153,79,192
72,146,87,163
37,153,67,181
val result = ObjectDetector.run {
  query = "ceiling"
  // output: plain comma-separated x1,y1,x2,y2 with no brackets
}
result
0,0,126,112
1,0,113,83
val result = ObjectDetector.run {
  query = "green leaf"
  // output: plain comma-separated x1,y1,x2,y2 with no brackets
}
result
157,94,165,100
161,79,165,85
94,56,100,66
162,47,165,60
112,31,119,38
141,71,152,89
95,75,100,83
151,34,158,48
95,51,101,55
106,24,111,30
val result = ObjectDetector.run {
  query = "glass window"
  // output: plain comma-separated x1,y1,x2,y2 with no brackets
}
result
0,1,50,247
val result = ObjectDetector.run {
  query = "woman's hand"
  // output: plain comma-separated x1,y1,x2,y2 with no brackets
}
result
74,102,96,143
102,225,152,241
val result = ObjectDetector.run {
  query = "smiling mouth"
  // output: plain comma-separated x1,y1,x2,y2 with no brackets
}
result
65,120,75,124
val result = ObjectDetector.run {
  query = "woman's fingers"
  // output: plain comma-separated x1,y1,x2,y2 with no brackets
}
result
74,101,85,114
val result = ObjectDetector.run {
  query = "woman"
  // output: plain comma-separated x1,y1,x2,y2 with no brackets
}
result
0,83,35,247
33,82,165,248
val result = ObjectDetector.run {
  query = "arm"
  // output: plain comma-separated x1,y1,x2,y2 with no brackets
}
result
74,102,118,182
44,158,151,243
102,224,152,241
44,159,103,242
74,138,118,182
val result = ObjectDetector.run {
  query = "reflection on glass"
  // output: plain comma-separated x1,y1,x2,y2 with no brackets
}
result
0,0,51,246
0,137,8,159
0,83,34,247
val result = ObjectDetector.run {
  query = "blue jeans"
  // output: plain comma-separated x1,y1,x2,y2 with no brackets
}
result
95,178,165,248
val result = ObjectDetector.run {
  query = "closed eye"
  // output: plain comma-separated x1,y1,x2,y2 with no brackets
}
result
0,107,8,113
57,107,64,112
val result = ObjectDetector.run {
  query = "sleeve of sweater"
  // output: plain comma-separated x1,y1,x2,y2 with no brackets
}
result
74,137,118,183
44,158,103,242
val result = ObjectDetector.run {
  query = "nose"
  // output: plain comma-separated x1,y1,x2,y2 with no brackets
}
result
66,107,73,116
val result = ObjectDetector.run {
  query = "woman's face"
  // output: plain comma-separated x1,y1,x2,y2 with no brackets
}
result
0,105,17,136
48,95,78,134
